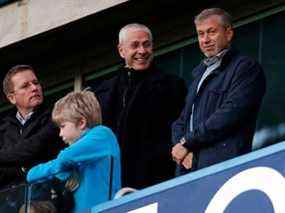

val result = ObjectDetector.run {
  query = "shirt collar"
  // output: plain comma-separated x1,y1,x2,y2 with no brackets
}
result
203,48,229,67
16,111,34,125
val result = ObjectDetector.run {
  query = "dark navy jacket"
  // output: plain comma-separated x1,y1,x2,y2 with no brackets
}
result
172,48,266,173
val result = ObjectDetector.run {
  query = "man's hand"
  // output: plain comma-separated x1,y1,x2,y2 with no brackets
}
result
171,142,188,165
182,152,193,169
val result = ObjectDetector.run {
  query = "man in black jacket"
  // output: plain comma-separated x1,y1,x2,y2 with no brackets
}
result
95,23,187,189
0,65,64,188
172,8,266,175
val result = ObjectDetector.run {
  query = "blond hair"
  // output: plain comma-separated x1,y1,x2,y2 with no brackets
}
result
52,91,102,128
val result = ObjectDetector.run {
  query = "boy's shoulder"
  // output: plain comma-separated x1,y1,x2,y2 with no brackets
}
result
87,125,116,139
90,125,111,132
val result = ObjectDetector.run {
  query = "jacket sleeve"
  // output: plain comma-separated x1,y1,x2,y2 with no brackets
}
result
0,118,62,166
183,59,266,151
172,81,194,145
172,105,188,145
27,127,115,183
27,159,61,182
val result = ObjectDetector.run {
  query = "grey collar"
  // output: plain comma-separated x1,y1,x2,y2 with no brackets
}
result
203,48,229,67
16,111,34,125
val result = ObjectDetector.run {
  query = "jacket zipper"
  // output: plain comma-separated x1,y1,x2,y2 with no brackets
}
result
123,71,131,108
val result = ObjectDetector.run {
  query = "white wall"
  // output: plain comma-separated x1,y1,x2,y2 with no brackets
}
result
0,0,128,48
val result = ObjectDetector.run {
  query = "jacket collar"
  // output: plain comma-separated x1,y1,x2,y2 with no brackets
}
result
3,103,48,125
118,63,161,84
218,47,239,72
192,47,239,78
118,63,158,75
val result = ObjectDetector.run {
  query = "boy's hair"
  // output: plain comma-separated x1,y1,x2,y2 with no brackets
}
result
52,91,102,128
3,64,35,96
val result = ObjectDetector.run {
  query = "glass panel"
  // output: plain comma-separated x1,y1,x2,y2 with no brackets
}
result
233,22,260,60
180,42,203,84
84,71,117,91
0,184,26,213
156,49,183,76
28,179,73,213
25,156,116,212
252,11,285,149
260,11,285,127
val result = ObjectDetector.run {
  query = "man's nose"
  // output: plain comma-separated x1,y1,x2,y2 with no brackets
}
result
30,82,39,91
203,33,210,43
137,45,147,54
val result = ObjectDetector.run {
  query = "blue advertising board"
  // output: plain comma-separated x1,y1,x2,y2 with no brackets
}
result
93,141,285,213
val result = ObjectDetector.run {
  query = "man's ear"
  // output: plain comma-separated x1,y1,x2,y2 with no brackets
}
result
226,27,234,43
117,44,125,58
7,93,16,105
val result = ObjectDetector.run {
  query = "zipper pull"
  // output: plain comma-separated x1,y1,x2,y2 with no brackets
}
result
128,71,131,84
123,92,126,108
123,71,131,108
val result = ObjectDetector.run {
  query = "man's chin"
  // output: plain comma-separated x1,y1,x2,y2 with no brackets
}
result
30,99,43,108
133,63,151,71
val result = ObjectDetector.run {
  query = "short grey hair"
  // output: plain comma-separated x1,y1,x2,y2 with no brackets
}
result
194,8,233,28
118,23,153,44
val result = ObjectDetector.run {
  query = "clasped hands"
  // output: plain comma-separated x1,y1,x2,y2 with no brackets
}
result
171,137,193,169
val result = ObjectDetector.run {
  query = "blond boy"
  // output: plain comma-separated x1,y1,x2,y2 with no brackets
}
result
27,91,121,212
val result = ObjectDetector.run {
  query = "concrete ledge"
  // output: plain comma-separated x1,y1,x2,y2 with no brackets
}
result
0,0,128,48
